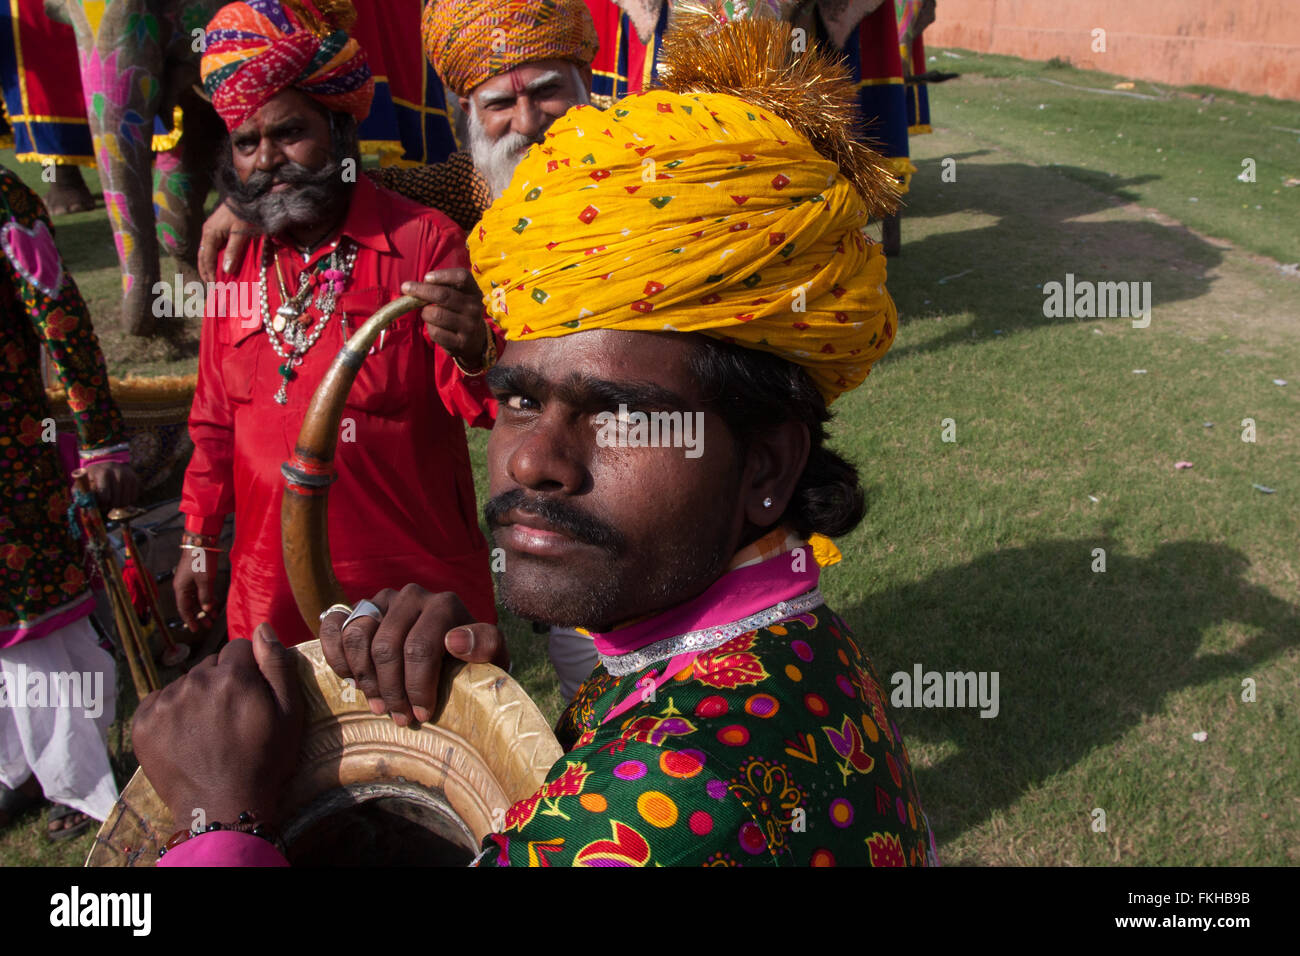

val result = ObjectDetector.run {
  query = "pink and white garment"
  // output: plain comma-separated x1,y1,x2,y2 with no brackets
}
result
0,617,118,821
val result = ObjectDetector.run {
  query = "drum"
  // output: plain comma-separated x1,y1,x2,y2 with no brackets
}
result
86,643,561,866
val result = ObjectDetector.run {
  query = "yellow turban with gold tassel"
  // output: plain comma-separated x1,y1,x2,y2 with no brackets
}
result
470,4,902,405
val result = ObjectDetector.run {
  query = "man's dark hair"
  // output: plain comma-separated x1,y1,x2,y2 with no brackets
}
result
687,336,866,540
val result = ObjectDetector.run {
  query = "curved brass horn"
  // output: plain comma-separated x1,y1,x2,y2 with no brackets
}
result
281,295,427,634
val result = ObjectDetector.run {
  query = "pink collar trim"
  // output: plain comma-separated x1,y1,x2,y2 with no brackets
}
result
590,551,821,659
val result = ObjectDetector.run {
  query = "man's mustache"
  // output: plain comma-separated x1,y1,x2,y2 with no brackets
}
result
226,160,339,203
484,488,625,553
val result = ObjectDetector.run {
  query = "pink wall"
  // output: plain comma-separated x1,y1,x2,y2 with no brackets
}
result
927,0,1300,101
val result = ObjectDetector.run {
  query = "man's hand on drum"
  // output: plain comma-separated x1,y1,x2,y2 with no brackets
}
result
319,585,510,727
132,626,304,827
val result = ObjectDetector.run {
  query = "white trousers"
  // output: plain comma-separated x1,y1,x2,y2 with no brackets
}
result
0,616,118,821
548,626,600,703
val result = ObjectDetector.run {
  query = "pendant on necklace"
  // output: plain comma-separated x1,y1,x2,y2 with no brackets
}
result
273,303,298,333
274,362,296,405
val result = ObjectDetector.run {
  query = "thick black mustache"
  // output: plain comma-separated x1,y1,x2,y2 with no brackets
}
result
224,159,340,203
484,489,626,553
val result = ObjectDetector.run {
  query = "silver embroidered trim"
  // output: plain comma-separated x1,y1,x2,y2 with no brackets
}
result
599,589,825,677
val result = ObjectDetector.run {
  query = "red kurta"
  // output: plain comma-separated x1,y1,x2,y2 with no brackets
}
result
180,176,499,646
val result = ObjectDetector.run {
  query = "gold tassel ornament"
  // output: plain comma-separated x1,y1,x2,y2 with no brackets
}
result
657,1,902,217
281,0,358,36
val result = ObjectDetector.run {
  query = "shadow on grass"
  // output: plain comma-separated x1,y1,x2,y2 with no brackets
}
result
884,155,1224,360
841,538,1300,844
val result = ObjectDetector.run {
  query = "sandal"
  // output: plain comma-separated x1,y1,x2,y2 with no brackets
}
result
0,781,43,829
47,803,94,842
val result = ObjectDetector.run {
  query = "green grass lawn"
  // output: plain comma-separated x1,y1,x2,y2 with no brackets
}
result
2,48,1297,865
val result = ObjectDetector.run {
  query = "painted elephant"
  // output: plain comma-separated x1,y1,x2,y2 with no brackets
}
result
53,0,226,336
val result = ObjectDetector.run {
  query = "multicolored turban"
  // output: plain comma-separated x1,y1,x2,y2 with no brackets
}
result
200,0,374,132
469,89,897,404
422,0,599,98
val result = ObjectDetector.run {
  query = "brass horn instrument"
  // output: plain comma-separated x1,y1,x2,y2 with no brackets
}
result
88,295,561,867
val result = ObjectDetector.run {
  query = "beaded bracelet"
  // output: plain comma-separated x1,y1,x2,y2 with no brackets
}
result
181,531,222,552
158,811,285,859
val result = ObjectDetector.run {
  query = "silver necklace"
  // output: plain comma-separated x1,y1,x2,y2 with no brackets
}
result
259,239,358,404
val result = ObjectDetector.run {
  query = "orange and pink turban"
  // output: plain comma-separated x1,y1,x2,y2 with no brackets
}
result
200,0,374,132
422,0,599,98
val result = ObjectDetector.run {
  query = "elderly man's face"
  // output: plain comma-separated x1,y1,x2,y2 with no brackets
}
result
483,332,746,629
219,88,351,237
462,59,590,198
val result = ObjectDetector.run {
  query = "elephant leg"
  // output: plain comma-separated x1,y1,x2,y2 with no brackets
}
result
65,0,167,335
43,164,97,215
153,75,223,272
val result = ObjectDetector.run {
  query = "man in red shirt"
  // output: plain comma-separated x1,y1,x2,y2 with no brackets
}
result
174,0,500,646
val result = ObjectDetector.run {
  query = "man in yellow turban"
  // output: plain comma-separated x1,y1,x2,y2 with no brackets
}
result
136,8,937,868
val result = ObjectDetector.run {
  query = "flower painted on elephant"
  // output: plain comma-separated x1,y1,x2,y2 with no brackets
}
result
822,714,876,781
730,756,804,854
80,48,144,123
503,760,592,832
94,132,122,170
573,820,651,867
154,150,182,173
118,108,148,148
157,223,181,251
866,831,906,867
76,1,109,37
693,630,769,689
124,11,161,47
179,2,213,36
103,190,134,232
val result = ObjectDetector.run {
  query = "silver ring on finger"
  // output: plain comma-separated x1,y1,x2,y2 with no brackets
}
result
320,602,353,623
342,599,383,630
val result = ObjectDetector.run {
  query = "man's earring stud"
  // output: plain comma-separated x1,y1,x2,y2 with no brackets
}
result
762,497,773,508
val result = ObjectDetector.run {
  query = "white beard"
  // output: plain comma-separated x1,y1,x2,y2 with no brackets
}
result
468,111,542,201
467,68,590,200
